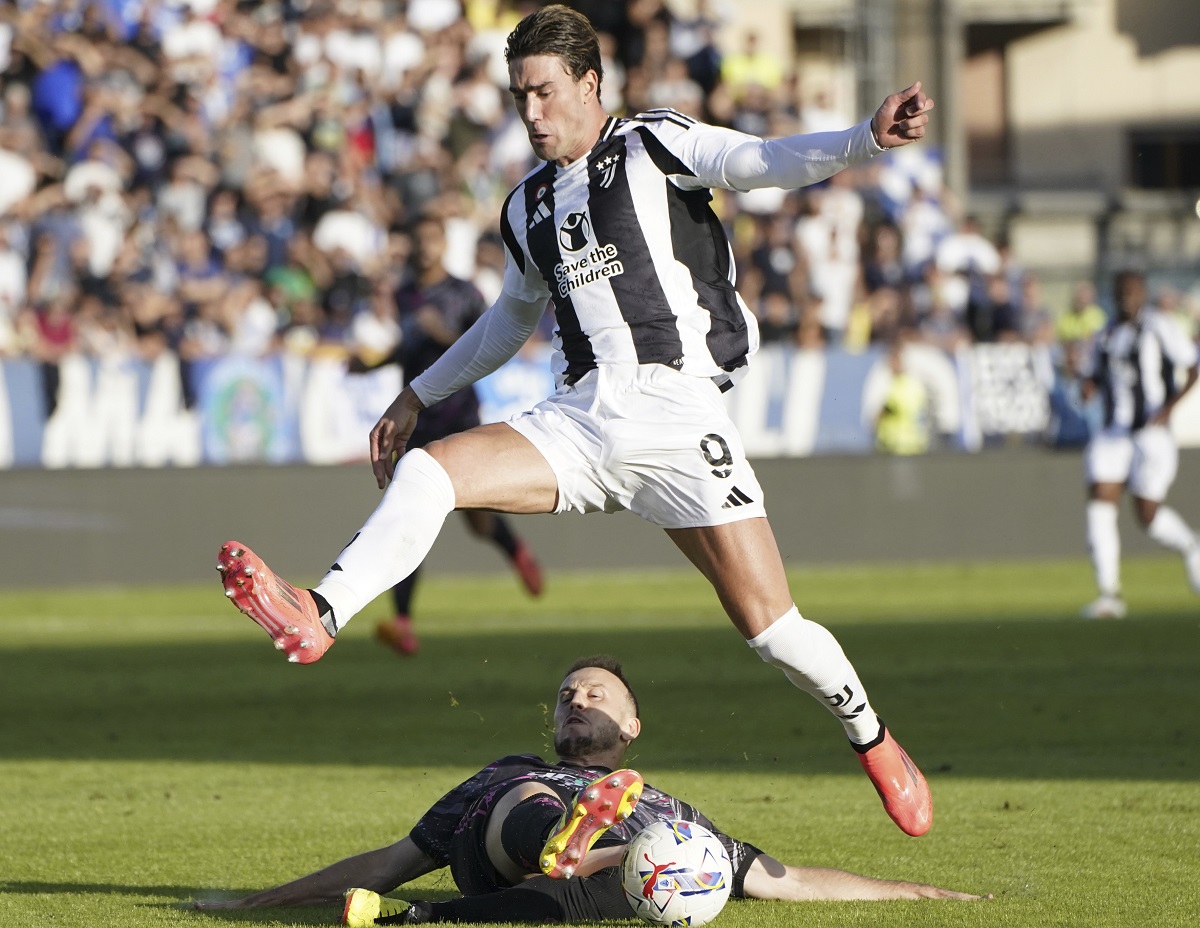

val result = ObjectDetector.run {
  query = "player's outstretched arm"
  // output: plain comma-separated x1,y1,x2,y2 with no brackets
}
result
370,291,546,487
193,838,439,910
870,81,935,150
719,81,934,192
741,853,987,902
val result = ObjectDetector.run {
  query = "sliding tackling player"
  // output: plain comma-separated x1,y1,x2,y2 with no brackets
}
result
194,658,984,925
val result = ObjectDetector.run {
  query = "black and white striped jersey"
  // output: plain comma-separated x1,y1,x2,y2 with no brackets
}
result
498,110,765,388
1089,308,1199,431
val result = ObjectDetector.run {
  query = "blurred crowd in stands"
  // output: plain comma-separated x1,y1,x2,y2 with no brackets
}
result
1,0,1198,421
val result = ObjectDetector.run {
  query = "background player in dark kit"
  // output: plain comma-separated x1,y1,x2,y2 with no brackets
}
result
359,213,544,656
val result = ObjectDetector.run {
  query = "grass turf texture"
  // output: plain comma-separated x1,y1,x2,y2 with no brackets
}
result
1,556,1197,928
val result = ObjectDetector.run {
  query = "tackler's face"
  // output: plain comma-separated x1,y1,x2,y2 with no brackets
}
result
508,54,600,166
553,667,639,757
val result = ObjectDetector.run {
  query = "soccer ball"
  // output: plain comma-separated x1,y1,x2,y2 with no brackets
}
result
621,820,733,927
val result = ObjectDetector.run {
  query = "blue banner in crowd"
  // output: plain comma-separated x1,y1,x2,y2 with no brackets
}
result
2,345,1198,469
475,345,558,425
1,359,47,468
192,355,299,465
813,349,882,454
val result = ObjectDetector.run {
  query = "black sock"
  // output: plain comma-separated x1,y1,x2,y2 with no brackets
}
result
392,569,420,616
500,793,566,871
850,716,887,754
377,900,432,924
418,874,630,923
308,590,337,638
489,516,520,559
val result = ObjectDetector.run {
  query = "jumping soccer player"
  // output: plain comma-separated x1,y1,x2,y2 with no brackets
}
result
1080,270,1200,619
216,5,937,836
194,658,984,925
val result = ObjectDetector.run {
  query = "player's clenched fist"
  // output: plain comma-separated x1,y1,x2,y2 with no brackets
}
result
871,81,935,150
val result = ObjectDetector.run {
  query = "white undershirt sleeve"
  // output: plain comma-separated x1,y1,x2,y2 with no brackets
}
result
718,119,885,191
408,291,546,408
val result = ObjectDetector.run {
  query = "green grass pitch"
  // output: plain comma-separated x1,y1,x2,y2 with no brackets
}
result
1,556,1197,928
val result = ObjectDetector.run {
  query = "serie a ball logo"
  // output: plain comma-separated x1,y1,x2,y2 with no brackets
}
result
559,211,591,252
621,821,732,926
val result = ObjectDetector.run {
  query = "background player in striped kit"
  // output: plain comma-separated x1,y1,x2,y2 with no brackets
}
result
217,5,938,837
1080,270,1200,619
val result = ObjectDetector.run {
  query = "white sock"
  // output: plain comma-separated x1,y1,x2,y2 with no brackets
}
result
1086,500,1121,597
747,606,880,744
1145,506,1199,555
314,449,455,629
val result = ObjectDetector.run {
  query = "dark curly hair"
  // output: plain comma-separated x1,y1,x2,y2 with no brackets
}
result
505,5,603,97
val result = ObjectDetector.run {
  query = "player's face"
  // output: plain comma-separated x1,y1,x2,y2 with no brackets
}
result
1117,274,1146,320
553,668,638,758
508,55,600,166
413,220,445,272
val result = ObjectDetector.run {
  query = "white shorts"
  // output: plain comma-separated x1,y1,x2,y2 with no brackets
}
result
1085,425,1179,502
506,365,767,529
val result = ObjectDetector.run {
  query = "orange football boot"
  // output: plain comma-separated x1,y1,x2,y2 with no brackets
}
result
217,541,334,664
857,723,932,836
511,542,544,597
376,614,420,656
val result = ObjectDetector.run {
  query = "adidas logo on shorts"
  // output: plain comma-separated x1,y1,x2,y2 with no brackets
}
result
721,487,755,509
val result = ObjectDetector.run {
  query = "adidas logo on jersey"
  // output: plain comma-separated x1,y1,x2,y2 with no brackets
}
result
528,200,552,230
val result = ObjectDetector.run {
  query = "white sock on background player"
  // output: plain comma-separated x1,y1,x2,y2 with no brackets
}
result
1145,506,1198,554
747,606,880,745
314,449,455,629
1086,500,1121,596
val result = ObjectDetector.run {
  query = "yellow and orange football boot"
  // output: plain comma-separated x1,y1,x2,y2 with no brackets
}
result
540,769,643,879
